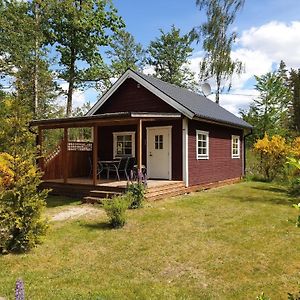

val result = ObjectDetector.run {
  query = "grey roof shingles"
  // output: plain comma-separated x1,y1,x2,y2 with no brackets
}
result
134,70,252,129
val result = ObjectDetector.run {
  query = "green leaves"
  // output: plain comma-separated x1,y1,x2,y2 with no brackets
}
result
106,30,146,77
0,95,48,254
194,0,244,103
44,0,124,115
148,25,196,90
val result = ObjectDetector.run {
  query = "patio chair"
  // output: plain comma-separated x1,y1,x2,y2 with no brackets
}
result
88,156,103,178
108,157,129,181
126,157,136,180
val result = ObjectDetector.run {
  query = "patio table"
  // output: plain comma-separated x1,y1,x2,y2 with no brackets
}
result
99,160,120,179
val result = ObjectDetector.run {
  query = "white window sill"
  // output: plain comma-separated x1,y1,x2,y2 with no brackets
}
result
197,156,209,160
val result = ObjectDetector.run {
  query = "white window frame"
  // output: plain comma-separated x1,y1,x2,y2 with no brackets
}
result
232,135,240,159
196,130,209,160
113,131,135,158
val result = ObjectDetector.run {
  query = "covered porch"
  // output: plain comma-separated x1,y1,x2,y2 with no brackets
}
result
31,112,185,200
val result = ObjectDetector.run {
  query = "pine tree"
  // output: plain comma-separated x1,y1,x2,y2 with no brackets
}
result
148,25,196,90
0,0,57,119
107,30,146,77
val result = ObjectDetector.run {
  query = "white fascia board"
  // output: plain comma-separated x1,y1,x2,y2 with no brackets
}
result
129,72,194,119
86,70,194,119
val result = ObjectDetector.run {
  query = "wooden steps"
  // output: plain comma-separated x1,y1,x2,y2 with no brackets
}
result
145,182,187,201
82,187,125,204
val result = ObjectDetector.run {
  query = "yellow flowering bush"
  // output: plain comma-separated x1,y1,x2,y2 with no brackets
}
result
291,137,300,158
254,134,290,181
0,153,14,189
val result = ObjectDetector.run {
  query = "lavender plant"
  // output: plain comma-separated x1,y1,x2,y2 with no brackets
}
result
15,279,25,300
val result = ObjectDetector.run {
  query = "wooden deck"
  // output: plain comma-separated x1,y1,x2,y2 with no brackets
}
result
41,177,187,201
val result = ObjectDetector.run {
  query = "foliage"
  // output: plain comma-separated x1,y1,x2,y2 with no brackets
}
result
148,25,196,90
103,195,129,228
288,290,300,300
106,29,146,77
289,68,300,134
256,292,270,300
15,279,25,300
0,0,58,119
127,182,145,209
192,0,244,103
286,157,300,196
254,134,290,181
0,96,48,254
44,0,124,116
291,203,300,227
0,153,14,189
241,67,293,145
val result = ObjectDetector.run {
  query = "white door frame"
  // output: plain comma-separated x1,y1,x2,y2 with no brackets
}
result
146,126,172,180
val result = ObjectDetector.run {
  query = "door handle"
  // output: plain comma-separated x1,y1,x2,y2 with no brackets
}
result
149,152,152,157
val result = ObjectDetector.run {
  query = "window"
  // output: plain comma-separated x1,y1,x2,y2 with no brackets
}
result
232,135,240,158
113,132,135,158
196,130,209,159
155,135,163,149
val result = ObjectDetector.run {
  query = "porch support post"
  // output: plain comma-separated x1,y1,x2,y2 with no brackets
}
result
137,119,142,171
37,127,44,171
62,127,68,184
92,125,98,186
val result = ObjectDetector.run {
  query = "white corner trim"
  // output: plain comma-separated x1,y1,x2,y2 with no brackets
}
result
86,70,194,119
182,118,189,187
196,130,209,160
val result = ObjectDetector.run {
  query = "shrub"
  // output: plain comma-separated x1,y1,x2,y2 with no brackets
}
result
127,182,145,209
256,292,270,300
0,97,48,254
286,157,300,196
292,203,300,227
254,134,290,181
288,290,300,300
104,195,129,228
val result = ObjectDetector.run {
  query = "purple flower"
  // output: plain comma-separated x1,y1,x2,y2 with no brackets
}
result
15,279,25,300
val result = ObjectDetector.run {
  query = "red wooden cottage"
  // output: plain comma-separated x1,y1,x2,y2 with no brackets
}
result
31,69,252,201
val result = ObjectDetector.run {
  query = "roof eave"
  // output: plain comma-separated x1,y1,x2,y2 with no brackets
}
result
193,115,253,130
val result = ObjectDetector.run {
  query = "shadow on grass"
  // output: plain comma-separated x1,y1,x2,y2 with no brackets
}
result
46,195,80,208
233,184,295,206
81,222,112,231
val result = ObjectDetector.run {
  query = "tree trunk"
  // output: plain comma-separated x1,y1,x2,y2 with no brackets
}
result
66,48,76,117
33,1,40,118
216,74,221,104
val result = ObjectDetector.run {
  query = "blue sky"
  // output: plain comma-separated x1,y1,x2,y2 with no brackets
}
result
74,0,300,115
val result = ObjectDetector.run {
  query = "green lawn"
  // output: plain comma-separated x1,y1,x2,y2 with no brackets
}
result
1,181,300,299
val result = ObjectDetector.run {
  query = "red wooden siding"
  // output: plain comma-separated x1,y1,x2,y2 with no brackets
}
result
97,120,182,180
98,125,137,161
95,78,177,114
188,120,243,186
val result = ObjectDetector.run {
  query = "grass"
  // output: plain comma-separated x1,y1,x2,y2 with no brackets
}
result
1,181,300,299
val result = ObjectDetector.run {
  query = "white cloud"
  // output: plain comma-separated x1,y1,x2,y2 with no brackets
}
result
187,21,300,115
231,48,273,89
57,82,86,109
209,89,259,116
239,21,300,69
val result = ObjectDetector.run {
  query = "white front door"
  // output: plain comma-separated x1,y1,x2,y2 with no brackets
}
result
147,126,172,179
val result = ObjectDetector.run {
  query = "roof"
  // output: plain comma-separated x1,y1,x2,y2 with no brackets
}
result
134,71,252,129
30,112,181,128
87,69,252,129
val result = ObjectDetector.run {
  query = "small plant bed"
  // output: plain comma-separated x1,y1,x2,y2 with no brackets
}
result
0,182,300,299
